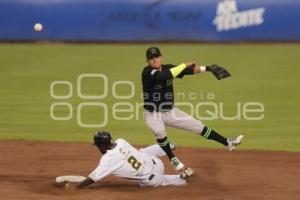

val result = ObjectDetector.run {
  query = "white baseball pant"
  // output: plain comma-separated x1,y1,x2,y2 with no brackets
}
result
139,144,186,187
144,107,205,139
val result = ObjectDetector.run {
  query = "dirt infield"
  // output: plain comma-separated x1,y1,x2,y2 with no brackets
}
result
0,140,299,200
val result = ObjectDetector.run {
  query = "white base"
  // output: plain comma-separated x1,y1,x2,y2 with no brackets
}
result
55,175,86,184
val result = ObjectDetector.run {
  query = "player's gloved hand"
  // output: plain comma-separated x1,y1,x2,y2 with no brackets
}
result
206,64,231,80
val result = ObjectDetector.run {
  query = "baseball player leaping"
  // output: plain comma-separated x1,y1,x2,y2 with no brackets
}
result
68,131,189,189
142,47,244,176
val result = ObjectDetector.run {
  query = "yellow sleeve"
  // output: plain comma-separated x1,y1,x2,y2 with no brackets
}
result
169,63,187,78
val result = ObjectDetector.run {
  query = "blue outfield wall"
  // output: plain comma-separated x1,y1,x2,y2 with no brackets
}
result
0,0,299,41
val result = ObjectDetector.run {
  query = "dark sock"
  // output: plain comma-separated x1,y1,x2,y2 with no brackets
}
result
157,137,175,161
201,126,228,146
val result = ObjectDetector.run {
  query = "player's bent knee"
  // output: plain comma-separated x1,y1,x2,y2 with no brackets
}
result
153,130,167,139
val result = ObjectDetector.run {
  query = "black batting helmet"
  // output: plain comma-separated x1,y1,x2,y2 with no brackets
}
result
93,131,112,146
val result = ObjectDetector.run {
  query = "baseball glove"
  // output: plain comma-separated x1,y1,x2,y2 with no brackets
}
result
207,64,231,80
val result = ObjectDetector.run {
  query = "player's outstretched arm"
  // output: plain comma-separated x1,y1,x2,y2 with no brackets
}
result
76,177,95,188
170,62,196,78
146,62,193,82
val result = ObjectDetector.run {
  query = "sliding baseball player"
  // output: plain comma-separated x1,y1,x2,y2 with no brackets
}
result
58,131,191,190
